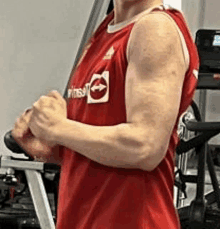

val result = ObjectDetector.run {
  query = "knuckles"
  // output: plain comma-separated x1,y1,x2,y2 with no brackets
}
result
39,95,48,104
33,94,66,110
31,92,67,117
32,101,39,110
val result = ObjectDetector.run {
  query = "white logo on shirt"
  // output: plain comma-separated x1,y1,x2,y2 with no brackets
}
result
68,71,110,104
91,83,107,92
103,46,115,60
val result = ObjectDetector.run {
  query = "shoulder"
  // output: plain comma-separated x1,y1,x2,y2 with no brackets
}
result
127,12,187,70
129,11,182,49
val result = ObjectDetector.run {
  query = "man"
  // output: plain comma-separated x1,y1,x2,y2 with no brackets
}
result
12,0,199,228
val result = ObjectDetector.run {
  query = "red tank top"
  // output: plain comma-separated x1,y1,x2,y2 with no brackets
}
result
56,6,199,229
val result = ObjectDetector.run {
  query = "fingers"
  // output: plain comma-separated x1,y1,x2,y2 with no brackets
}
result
12,109,33,139
32,91,66,116
21,108,33,123
47,90,63,100
46,90,66,107
13,90,66,141
23,108,32,118
32,96,57,118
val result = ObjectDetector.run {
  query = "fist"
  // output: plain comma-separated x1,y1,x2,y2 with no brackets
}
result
12,108,53,160
28,90,67,145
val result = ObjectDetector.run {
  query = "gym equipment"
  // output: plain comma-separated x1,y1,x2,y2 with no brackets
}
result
175,29,220,228
196,29,220,89
176,101,220,228
2,130,60,229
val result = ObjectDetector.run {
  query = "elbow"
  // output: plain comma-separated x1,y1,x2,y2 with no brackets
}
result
115,125,168,171
136,145,167,172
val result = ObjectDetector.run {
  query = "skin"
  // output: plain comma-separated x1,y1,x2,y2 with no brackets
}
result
113,0,163,24
12,0,187,171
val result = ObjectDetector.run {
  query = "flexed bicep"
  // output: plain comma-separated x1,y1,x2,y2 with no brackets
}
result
125,12,187,170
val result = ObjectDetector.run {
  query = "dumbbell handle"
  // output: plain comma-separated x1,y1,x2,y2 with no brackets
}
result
3,131,60,172
4,130,32,159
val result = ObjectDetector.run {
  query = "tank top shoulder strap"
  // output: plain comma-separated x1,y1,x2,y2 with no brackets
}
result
149,5,198,72
163,7,199,71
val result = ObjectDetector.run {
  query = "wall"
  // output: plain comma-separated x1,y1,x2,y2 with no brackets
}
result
181,0,205,108
0,0,109,156
181,0,206,37
164,0,182,10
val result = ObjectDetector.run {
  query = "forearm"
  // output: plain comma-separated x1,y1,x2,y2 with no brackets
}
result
53,119,152,170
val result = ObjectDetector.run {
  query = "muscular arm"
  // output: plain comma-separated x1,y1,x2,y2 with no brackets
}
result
124,13,187,170
35,14,187,171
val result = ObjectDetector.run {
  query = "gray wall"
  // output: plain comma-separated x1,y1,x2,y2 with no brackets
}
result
181,0,203,111
0,0,109,156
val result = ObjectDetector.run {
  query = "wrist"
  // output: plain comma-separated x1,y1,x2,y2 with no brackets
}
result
51,118,68,146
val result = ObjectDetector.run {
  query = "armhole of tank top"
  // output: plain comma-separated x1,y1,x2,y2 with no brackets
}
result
126,11,190,72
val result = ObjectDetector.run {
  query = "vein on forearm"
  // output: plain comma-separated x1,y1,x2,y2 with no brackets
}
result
55,119,151,169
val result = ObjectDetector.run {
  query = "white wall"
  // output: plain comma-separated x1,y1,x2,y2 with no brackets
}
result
164,0,182,10
181,0,205,106
0,0,110,156
181,0,205,37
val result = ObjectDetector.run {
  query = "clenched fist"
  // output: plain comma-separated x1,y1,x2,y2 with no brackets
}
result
28,90,67,146
12,108,53,160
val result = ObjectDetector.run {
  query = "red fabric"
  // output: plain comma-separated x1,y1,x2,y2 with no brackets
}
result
56,8,199,229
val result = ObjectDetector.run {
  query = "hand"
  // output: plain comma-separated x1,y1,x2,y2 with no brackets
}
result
12,108,53,160
28,90,67,146
12,108,33,139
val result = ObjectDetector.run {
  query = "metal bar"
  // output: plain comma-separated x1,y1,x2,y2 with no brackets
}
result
199,90,207,122
195,144,207,201
1,156,44,171
175,113,194,208
63,0,111,98
25,170,55,229
176,152,188,207
94,0,113,32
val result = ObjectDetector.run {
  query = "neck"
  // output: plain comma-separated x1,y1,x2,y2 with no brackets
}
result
113,0,163,24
